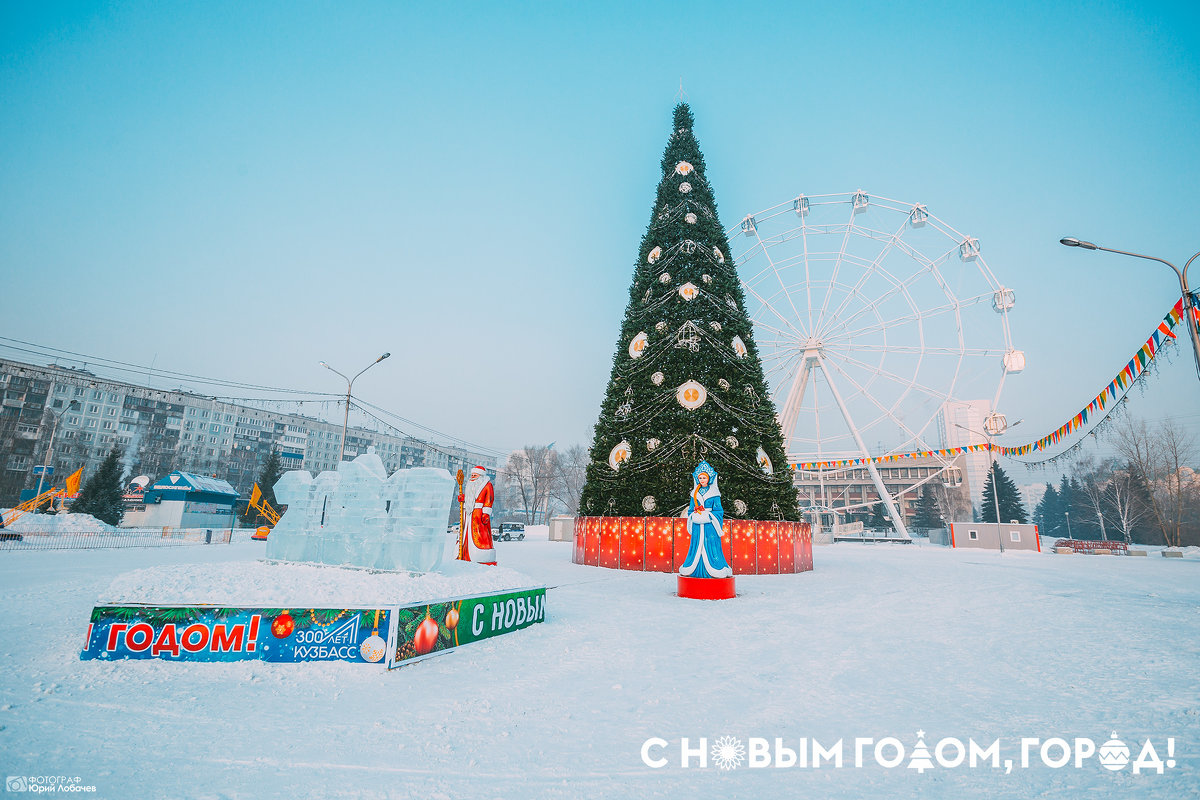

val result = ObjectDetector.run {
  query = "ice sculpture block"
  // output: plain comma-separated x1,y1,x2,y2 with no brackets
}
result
264,448,455,573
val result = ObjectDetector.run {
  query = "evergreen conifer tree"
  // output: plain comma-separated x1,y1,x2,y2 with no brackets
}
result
579,104,799,520
243,449,283,523
71,446,125,526
1033,482,1060,536
1057,475,1074,536
912,485,943,531
980,461,1027,524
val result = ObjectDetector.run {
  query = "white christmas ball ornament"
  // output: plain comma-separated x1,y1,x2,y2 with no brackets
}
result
659,272,671,284
733,499,747,516
360,634,387,663
679,182,692,194
676,380,708,410
642,496,657,512
685,212,697,225
628,332,648,359
646,437,660,451
651,371,665,385
609,440,632,470
655,321,668,332
713,246,725,263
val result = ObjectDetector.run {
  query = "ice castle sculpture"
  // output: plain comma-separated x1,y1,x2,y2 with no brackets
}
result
264,449,455,573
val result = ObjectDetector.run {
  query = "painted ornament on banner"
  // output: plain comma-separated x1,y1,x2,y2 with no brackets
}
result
678,282,700,302
756,447,773,474
647,246,662,264
674,161,694,176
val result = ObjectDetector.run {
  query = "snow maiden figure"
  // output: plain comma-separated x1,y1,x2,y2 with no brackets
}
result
678,461,735,598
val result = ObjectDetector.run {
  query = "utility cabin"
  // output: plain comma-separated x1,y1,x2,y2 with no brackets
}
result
948,522,1040,552
120,471,238,529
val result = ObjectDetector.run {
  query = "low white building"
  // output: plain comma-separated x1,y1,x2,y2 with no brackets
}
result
948,521,1041,552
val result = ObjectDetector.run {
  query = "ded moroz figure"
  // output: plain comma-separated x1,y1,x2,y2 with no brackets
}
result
459,465,497,566
679,460,733,579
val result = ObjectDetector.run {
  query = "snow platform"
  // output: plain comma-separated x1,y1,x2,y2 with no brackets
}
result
80,558,547,666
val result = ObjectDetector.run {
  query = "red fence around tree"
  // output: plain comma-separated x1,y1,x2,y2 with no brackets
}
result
572,516,813,574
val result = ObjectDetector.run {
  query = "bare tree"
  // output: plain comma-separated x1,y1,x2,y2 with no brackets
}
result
550,443,588,516
1071,454,1116,541
1113,417,1199,548
1104,466,1151,545
931,472,972,525
502,445,558,525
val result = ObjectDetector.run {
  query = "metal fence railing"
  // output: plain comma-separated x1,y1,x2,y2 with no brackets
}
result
0,526,237,551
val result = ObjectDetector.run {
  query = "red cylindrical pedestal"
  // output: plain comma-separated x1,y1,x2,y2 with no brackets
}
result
677,575,736,600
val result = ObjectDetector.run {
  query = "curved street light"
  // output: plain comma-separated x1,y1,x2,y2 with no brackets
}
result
1060,237,1200,382
320,353,391,464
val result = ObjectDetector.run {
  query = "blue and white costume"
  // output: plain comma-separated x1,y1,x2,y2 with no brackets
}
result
679,461,733,579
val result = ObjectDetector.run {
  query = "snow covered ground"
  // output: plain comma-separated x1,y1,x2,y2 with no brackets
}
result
1,537,1197,799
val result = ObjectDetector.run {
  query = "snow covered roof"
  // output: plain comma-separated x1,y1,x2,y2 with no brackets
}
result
150,472,238,497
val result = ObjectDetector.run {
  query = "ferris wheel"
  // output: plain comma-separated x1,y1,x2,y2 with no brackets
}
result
730,192,1023,534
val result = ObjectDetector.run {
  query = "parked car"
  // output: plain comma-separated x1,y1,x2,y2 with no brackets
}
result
497,522,525,541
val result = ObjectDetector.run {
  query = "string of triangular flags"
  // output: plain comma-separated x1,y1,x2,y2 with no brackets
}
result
791,298,1188,472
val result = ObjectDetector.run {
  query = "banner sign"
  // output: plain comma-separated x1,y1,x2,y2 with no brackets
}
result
387,587,547,669
81,605,393,664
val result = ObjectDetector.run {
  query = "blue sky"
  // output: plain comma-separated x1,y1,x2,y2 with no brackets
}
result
2,1,1198,474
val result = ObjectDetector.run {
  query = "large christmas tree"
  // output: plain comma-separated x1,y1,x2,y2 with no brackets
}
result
579,103,800,521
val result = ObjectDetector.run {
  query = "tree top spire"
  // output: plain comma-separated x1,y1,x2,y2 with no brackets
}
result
673,102,694,133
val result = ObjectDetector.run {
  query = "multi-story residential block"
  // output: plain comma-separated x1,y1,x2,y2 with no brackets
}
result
0,358,499,504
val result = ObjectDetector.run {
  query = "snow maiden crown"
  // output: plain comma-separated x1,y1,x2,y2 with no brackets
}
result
693,460,717,484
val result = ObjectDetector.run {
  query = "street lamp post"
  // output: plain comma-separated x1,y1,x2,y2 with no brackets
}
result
320,353,391,464
956,419,1022,552
1060,237,1200,382
33,400,79,512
